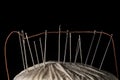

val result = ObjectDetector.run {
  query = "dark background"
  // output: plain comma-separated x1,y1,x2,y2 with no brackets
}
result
0,2,120,80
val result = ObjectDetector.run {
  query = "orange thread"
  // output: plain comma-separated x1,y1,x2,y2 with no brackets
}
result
4,30,119,80
4,31,19,80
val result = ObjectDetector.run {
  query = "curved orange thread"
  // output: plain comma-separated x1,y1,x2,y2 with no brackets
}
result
4,30,119,79
26,31,111,39
4,31,20,80
111,38,119,78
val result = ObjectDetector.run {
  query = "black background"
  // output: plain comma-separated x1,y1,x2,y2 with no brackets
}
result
0,2,120,80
